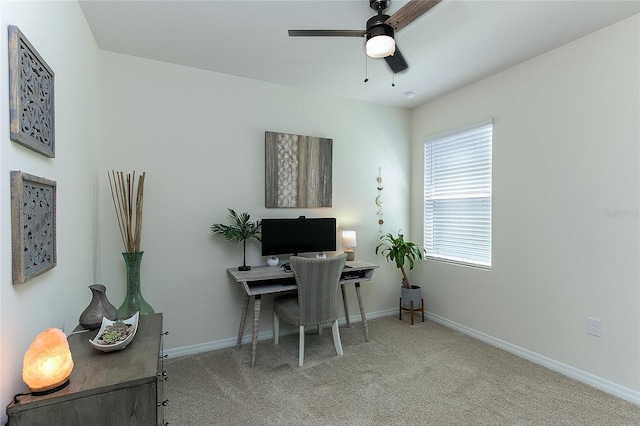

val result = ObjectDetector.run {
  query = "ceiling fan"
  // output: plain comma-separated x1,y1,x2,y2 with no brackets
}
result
288,0,442,73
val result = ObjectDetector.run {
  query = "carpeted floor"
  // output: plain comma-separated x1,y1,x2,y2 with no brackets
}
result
163,316,640,425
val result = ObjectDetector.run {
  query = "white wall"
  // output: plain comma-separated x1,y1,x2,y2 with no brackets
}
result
410,14,639,399
0,1,101,422
97,52,412,351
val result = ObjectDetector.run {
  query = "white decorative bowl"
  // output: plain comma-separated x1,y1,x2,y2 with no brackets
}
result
89,312,139,352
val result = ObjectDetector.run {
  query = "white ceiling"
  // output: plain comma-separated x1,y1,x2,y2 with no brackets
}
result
79,0,640,109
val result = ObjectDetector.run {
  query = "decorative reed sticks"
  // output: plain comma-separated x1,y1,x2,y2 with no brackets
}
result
107,171,145,253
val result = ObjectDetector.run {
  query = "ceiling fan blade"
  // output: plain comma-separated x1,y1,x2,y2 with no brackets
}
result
386,0,442,32
288,29,366,37
384,46,408,73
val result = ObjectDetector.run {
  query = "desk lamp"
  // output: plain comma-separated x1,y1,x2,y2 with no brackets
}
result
342,231,357,261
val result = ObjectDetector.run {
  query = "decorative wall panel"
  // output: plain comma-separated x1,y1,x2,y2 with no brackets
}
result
265,131,332,208
8,25,55,158
11,171,57,284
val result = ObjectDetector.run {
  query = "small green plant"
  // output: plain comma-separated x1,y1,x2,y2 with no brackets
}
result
375,231,425,289
101,330,121,344
210,209,261,271
97,320,132,345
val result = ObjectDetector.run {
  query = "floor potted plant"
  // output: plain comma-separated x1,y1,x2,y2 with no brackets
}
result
211,209,261,271
375,231,425,311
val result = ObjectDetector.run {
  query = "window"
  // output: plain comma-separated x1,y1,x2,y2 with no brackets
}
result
423,120,493,269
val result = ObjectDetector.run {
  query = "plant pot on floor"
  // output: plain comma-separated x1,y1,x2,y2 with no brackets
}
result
400,285,422,310
399,285,424,325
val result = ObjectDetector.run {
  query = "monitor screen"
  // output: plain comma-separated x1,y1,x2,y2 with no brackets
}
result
261,217,337,256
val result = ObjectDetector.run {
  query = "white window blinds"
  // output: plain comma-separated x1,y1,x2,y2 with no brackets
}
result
424,120,493,268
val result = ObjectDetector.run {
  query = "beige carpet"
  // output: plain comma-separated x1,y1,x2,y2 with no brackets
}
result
164,316,640,425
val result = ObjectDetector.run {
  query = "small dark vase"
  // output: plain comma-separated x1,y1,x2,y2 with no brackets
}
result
79,284,118,329
118,251,155,319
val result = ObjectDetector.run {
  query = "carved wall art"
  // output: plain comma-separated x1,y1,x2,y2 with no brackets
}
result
11,171,57,284
265,131,332,208
8,25,55,158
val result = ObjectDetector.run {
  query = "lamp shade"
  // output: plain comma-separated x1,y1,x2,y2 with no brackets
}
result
22,328,73,393
366,35,395,58
342,231,357,248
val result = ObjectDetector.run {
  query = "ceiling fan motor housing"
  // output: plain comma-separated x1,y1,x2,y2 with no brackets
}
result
366,14,394,39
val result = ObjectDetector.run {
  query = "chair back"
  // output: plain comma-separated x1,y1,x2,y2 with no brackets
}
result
289,253,347,326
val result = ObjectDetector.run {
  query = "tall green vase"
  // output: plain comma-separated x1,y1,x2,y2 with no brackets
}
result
118,251,155,319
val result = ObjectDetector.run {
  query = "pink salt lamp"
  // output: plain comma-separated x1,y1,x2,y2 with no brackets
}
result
22,328,74,394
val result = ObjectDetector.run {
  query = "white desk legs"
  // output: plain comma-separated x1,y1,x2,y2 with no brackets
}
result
341,285,351,328
237,294,251,349
354,282,370,342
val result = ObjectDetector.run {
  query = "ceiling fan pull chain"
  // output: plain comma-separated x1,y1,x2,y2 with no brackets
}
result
364,53,369,83
391,73,395,87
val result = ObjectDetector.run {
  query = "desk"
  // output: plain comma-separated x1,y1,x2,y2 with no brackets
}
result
226,260,379,368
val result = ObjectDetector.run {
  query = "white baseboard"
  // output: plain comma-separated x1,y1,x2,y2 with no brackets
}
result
164,310,395,359
425,312,640,406
164,309,639,406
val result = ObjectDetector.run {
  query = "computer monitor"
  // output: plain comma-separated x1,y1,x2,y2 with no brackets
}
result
261,217,337,257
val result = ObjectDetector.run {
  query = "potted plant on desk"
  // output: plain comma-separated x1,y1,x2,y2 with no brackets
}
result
375,230,425,311
211,209,261,271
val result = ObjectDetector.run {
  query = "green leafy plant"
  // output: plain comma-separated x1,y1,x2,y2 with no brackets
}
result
210,209,261,271
375,231,425,289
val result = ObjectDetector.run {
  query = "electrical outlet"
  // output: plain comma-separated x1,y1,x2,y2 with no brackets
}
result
587,317,601,337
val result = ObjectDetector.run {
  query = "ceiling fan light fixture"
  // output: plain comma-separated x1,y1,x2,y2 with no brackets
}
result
366,34,395,58
365,13,395,59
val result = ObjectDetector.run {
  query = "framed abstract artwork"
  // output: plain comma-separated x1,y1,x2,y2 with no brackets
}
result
8,25,55,158
265,131,333,208
10,171,57,284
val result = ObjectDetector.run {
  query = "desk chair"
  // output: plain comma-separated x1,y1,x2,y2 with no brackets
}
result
273,253,348,366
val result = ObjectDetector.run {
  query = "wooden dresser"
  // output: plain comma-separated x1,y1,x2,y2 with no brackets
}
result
6,313,166,426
